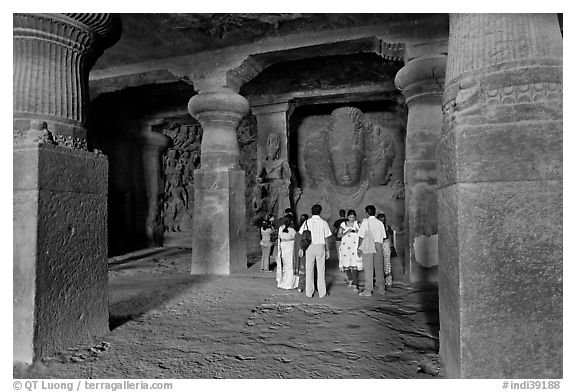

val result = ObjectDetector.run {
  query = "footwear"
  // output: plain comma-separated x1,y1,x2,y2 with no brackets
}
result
359,291,372,297
352,287,359,293
347,281,354,287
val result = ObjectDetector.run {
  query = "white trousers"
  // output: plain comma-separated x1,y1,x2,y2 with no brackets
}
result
305,244,326,297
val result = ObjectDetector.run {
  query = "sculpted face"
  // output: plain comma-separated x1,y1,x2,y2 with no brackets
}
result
331,150,362,186
369,155,394,186
329,109,364,187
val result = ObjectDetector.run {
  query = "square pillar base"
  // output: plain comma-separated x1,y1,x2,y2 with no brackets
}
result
14,144,109,363
191,168,247,275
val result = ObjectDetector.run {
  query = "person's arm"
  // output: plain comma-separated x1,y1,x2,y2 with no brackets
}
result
357,222,365,257
324,221,332,258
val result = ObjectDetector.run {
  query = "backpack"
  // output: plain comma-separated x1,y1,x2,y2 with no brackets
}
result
300,221,312,251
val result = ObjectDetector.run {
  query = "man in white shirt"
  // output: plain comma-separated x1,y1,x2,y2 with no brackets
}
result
357,205,387,296
299,204,332,298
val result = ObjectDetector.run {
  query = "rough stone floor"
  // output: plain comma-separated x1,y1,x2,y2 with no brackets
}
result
14,248,443,379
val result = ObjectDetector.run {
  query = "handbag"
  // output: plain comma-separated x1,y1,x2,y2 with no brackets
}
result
300,221,312,251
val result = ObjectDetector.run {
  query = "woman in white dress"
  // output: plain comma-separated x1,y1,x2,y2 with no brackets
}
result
276,214,299,289
338,210,363,292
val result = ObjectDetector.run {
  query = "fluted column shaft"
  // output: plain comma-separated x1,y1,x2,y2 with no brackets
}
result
188,87,250,274
13,13,120,141
438,14,562,378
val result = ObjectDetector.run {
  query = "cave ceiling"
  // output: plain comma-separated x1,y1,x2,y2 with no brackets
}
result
240,53,402,97
94,13,439,70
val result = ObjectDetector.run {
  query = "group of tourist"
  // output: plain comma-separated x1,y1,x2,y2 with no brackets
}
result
259,204,394,298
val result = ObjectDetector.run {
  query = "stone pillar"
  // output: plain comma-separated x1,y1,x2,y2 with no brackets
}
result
135,122,170,248
438,14,562,378
13,13,121,363
188,87,250,274
395,55,446,283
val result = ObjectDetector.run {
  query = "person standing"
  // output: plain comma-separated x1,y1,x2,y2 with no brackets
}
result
377,213,394,288
268,215,278,266
298,204,332,298
298,214,309,230
260,219,274,271
338,210,363,292
276,214,299,290
295,214,309,292
276,208,294,229
332,209,347,265
357,205,387,296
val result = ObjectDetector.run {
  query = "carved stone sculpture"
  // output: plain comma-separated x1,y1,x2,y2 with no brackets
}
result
256,133,292,219
298,106,404,230
163,175,188,232
161,121,202,233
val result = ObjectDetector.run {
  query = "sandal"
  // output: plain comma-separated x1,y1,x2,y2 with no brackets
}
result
359,291,372,297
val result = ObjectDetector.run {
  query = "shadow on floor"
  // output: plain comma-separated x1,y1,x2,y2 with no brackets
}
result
108,247,210,330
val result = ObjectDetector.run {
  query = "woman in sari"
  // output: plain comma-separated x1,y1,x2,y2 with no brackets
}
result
276,214,299,289
338,210,363,292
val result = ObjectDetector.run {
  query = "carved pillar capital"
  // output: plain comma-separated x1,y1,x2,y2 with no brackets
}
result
188,87,249,171
13,13,122,147
394,54,447,104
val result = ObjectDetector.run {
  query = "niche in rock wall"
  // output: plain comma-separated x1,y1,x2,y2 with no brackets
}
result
290,100,406,245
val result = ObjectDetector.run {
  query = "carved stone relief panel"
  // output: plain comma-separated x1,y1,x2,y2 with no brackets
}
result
295,105,406,234
160,119,203,233
237,114,259,223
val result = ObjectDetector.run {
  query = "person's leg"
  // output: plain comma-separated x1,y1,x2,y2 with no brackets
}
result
382,241,392,287
350,268,358,288
262,245,271,271
305,247,316,297
317,247,327,297
276,251,283,286
261,246,266,270
374,243,385,294
345,269,352,284
363,253,374,294
298,256,306,292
